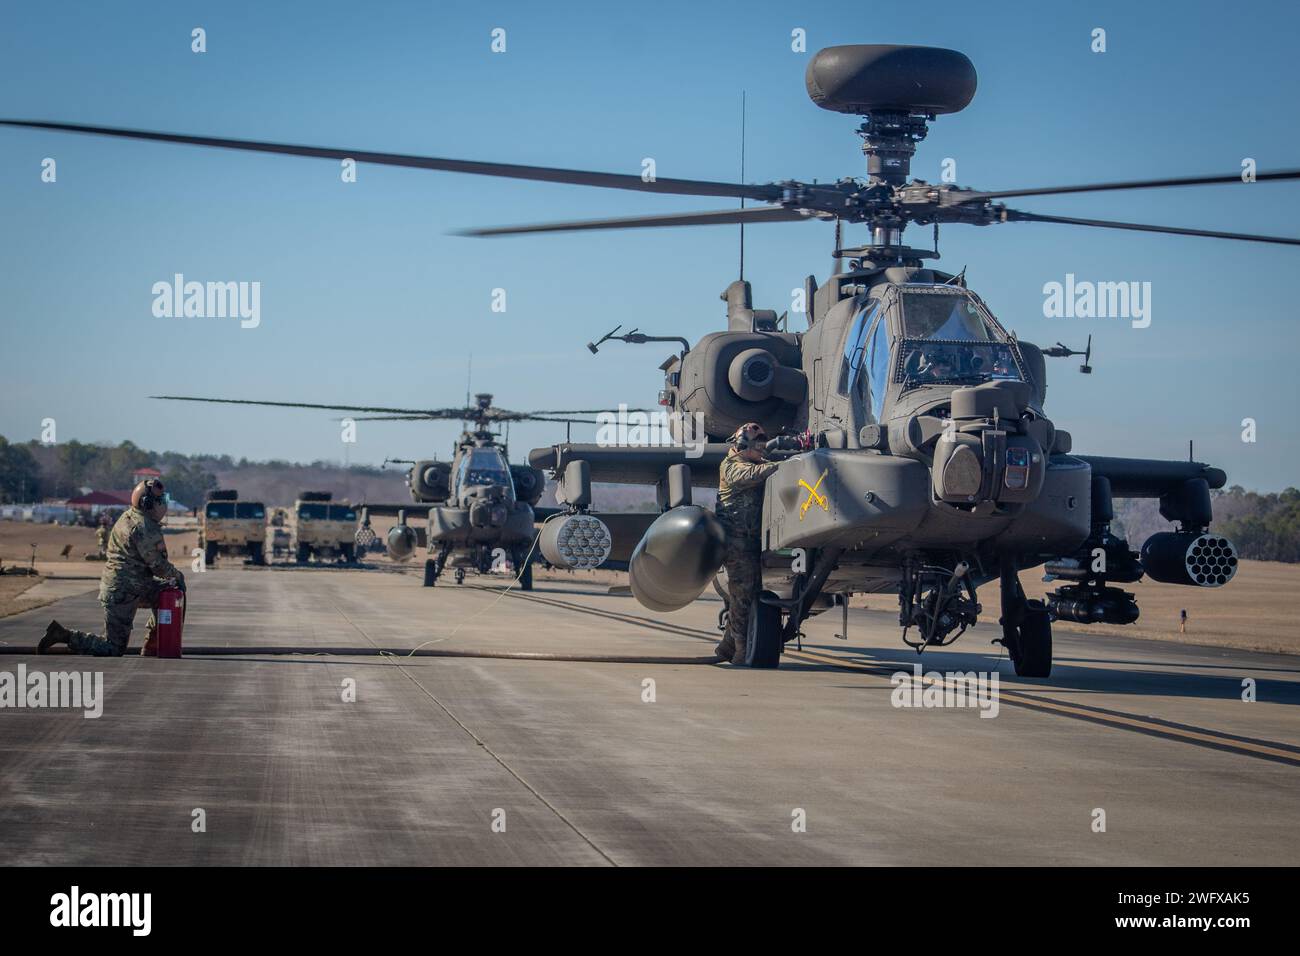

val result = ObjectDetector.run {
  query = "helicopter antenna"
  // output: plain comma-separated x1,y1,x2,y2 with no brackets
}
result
739,90,747,282
833,218,844,275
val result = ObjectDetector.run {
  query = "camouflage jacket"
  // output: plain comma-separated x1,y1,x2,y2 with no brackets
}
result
99,507,181,604
716,448,780,538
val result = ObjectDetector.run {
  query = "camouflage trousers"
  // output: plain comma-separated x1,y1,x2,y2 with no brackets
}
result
722,533,762,647
65,581,167,657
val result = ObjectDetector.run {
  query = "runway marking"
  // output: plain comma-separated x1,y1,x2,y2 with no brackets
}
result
478,585,1300,768
323,592,618,866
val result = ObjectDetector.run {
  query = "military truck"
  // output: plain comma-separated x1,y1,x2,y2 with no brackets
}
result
199,490,267,565
266,507,294,560
292,492,359,563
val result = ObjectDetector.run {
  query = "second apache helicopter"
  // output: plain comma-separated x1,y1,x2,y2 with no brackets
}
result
9,43,1296,674
152,391,615,589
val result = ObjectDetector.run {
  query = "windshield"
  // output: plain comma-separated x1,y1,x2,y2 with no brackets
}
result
297,503,329,520
205,503,235,519
459,448,514,493
898,341,1024,388
235,503,265,519
329,505,357,522
900,290,994,341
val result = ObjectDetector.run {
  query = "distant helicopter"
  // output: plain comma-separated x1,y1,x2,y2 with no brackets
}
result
151,392,623,589
8,42,1296,674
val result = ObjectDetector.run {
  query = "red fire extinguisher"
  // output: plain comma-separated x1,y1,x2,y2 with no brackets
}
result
142,587,185,658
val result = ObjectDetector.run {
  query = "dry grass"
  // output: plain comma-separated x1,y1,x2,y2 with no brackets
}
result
855,559,1300,656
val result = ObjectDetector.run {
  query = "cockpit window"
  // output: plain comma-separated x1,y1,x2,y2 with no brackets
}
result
900,291,994,341
897,341,1024,388
458,447,515,498
837,302,877,395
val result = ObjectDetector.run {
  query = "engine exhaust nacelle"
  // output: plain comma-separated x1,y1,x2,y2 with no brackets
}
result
1141,531,1238,587
629,505,726,612
387,522,418,561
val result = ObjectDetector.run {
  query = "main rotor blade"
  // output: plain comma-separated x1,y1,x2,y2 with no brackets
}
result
0,120,783,201
1003,210,1300,246
531,408,656,414
152,395,445,416
455,204,817,237
968,168,1300,201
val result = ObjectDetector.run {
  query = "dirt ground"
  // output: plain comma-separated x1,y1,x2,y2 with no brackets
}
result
3,518,1296,654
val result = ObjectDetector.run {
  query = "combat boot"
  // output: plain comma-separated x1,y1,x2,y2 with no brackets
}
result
38,621,71,654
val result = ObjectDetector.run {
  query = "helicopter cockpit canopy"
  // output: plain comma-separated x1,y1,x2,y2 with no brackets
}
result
457,446,516,501
894,286,1026,391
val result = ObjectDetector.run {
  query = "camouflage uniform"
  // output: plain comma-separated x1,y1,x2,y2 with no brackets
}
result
64,507,183,656
95,523,109,556
716,448,779,660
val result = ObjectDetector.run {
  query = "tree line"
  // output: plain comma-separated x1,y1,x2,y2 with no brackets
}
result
0,435,386,510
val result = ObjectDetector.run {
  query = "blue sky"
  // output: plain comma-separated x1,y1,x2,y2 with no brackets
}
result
1,0,1298,490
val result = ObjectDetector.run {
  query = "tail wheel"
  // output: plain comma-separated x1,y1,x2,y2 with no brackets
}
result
744,591,783,669
454,568,466,585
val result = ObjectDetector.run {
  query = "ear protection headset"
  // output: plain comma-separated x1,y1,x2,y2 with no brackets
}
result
732,423,768,451
133,479,167,511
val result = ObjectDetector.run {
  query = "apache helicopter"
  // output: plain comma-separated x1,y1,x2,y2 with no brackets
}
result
7,43,1297,674
151,391,617,589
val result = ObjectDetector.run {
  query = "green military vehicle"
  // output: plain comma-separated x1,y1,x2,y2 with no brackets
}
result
199,490,267,565
292,492,359,563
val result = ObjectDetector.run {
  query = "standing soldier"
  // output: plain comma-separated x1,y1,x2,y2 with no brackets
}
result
715,422,779,664
94,514,110,558
40,479,185,656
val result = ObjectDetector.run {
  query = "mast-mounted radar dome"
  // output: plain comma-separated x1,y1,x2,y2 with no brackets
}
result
805,44,977,116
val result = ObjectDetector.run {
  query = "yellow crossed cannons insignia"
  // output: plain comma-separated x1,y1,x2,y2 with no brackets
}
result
798,469,829,520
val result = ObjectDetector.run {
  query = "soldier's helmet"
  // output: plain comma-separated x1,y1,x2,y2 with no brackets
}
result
130,478,167,511
732,422,768,451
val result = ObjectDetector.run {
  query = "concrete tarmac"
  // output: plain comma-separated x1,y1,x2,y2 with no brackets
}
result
1,564,1297,866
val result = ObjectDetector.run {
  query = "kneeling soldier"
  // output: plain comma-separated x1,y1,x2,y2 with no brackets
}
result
40,479,184,656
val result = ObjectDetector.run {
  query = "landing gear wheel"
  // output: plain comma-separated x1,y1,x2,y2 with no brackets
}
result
454,568,466,585
423,559,438,587
1013,600,1053,677
745,591,783,669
